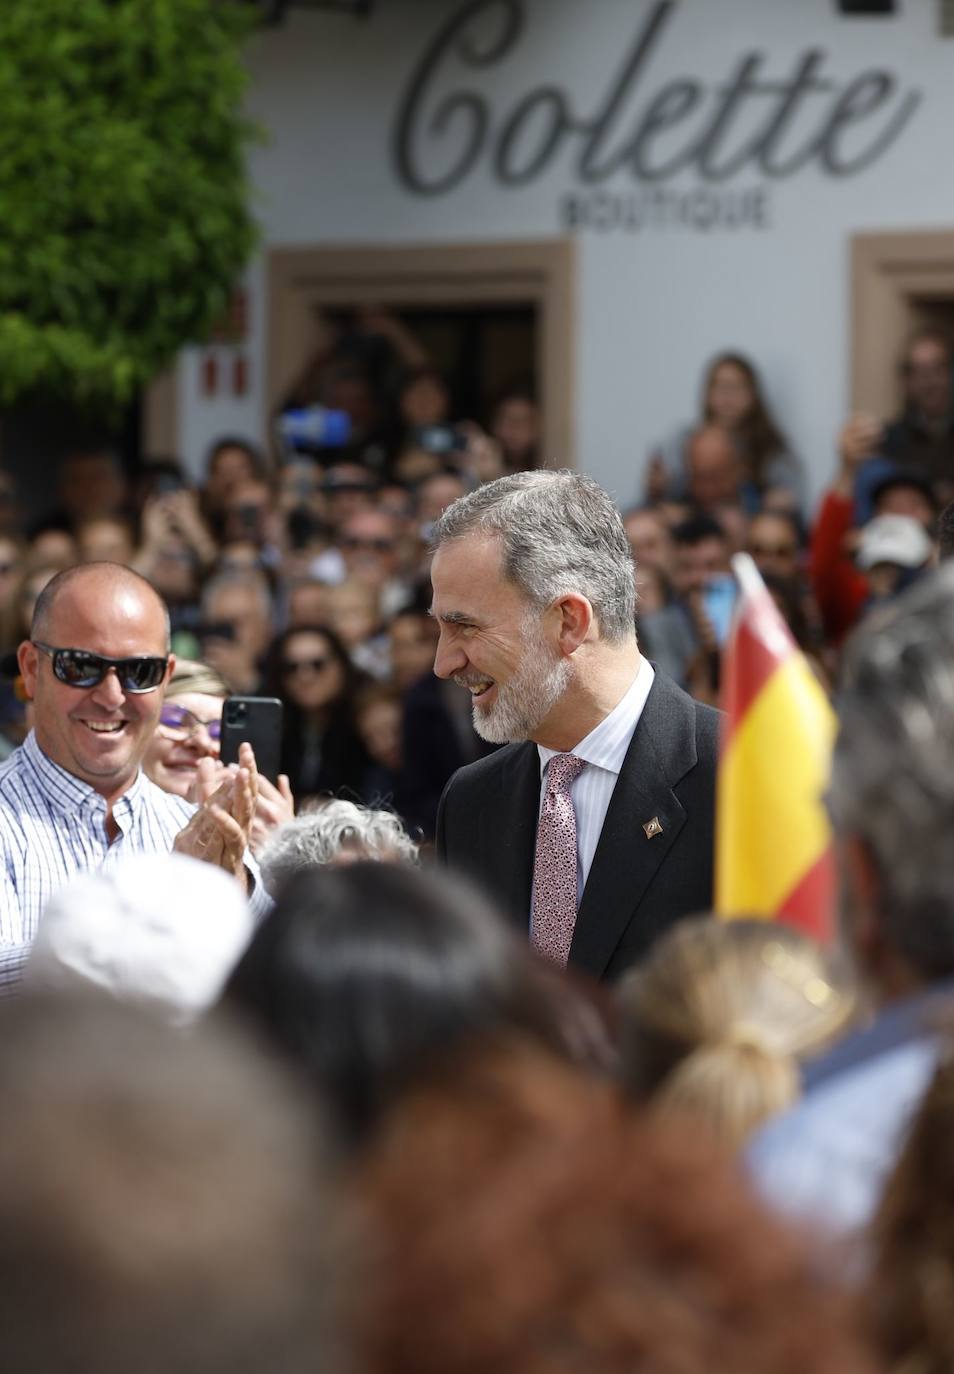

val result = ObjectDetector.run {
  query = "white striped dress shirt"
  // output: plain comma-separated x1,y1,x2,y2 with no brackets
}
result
537,656,655,906
0,731,269,989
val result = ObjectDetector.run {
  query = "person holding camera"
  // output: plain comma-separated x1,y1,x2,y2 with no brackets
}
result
143,658,294,857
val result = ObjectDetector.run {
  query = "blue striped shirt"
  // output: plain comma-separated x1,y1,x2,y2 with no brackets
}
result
0,731,268,988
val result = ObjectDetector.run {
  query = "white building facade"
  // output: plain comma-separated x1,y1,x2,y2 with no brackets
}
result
174,0,952,510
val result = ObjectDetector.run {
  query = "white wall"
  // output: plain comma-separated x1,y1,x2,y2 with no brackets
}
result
178,0,953,511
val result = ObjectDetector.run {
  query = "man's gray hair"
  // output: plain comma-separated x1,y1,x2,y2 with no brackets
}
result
829,563,954,979
432,471,636,643
259,801,419,895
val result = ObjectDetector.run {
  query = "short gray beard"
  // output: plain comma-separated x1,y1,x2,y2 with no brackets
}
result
470,621,571,744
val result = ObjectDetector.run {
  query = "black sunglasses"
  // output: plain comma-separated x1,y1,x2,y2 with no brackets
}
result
33,642,169,694
282,656,331,675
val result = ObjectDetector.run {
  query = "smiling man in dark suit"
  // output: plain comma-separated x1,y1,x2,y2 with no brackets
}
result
432,470,719,982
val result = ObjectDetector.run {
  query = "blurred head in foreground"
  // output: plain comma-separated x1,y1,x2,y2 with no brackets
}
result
869,1032,954,1374
358,1043,876,1374
26,853,254,1025
224,862,615,1148
832,562,954,998
618,917,857,1149
0,992,340,1374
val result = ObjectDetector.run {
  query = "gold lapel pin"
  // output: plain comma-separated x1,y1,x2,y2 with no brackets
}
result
643,816,664,839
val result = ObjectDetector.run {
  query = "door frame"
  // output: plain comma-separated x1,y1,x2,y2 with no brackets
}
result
265,238,576,467
852,228,954,414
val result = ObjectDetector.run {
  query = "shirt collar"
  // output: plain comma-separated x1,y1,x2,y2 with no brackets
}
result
22,729,147,818
537,655,655,779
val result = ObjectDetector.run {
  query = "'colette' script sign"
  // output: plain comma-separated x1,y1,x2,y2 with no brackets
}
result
393,0,921,206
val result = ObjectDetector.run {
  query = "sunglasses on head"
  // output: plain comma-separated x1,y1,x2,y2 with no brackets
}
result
33,642,169,693
159,702,222,741
750,543,797,559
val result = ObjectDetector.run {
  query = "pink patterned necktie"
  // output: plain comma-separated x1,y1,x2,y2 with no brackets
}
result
530,753,586,967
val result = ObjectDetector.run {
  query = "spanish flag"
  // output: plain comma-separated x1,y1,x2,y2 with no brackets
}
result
716,553,837,942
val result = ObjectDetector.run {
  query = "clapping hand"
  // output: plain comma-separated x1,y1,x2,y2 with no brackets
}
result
249,773,295,857
174,741,259,888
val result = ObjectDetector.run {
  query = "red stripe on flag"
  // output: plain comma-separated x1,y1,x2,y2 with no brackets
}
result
776,847,836,943
721,615,788,749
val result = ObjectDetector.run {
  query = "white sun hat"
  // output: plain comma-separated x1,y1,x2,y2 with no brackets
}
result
26,853,254,1025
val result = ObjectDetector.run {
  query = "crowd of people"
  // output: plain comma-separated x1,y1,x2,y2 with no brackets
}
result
633,332,954,700
0,305,546,839
4,316,954,1369
2,321,947,784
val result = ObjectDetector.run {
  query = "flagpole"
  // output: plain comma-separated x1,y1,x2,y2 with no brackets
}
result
731,550,766,601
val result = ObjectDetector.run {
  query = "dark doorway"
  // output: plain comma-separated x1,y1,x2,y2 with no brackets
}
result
267,239,575,470
386,303,535,425
317,300,537,432
1,398,141,529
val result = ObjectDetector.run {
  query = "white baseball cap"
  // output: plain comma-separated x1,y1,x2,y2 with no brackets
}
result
856,514,933,571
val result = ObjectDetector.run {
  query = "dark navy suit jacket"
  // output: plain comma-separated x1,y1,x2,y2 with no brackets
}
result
436,670,720,982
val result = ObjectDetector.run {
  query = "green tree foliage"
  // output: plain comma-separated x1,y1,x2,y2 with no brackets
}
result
0,0,258,408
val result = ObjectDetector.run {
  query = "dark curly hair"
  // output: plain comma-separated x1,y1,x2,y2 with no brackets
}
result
868,1025,954,1374
358,1044,877,1374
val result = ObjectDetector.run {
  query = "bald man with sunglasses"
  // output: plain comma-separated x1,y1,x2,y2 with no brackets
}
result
0,562,270,988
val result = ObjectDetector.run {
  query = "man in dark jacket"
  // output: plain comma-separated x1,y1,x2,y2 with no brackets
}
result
432,470,718,983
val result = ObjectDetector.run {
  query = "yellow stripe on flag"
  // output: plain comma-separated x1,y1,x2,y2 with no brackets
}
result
716,653,836,917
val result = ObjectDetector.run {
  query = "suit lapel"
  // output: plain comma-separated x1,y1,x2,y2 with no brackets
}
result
569,673,698,979
483,742,539,931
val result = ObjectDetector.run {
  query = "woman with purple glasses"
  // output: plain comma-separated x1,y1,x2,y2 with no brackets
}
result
144,660,227,799
144,660,293,854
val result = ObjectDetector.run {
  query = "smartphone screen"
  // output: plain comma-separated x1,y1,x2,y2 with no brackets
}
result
220,696,283,785
700,574,738,647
